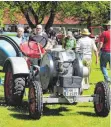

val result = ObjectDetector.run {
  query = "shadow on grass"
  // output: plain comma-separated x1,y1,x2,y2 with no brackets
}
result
77,111,97,117
10,106,69,120
0,97,6,106
10,114,31,120
8,102,69,120
43,105,69,116
8,101,29,114
9,101,32,120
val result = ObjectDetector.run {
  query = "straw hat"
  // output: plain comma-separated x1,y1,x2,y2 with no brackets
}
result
81,28,91,35
104,20,111,26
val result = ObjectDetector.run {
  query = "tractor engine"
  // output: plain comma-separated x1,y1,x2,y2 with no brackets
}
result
40,45,89,97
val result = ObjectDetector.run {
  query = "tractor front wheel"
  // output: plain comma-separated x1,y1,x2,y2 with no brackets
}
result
28,81,43,119
94,81,110,117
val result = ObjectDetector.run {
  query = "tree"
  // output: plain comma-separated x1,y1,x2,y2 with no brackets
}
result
59,1,110,29
1,1,110,32
8,1,58,32
0,2,9,28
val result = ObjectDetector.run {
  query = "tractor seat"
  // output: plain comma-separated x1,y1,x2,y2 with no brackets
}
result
20,41,46,59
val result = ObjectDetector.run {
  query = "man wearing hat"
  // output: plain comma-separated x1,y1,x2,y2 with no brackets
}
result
76,28,98,89
98,20,111,82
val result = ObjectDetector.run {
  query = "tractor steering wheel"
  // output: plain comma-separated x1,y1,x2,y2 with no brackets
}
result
28,35,48,51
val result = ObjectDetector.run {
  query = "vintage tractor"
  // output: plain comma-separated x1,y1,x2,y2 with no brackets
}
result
0,35,110,119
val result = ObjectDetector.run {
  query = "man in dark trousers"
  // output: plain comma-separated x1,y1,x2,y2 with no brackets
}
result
98,20,111,82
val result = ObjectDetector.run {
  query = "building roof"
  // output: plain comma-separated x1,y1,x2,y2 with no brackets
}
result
44,15,80,25
3,12,80,25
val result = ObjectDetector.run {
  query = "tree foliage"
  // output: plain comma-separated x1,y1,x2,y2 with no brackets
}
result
0,1,110,30
59,1,110,28
0,2,10,27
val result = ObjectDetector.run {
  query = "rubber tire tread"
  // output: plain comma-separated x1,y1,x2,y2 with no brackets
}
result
4,63,25,106
94,81,110,117
29,81,43,119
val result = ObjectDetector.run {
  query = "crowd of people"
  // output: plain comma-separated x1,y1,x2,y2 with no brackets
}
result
15,20,111,86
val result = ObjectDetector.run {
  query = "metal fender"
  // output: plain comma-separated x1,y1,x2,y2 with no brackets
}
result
3,57,29,76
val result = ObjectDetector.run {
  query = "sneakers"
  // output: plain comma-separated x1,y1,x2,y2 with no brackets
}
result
81,79,90,90
82,84,90,90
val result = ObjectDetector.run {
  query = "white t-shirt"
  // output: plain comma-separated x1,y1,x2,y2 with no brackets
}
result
76,36,97,60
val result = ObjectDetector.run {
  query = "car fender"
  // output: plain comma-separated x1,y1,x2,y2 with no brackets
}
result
3,57,29,76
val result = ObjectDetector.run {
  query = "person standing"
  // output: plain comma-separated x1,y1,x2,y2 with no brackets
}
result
76,28,98,89
56,26,66,45
98,20,111,82
48,27,56,40
16,27,28,43
64,31,76,50
29,24,48,48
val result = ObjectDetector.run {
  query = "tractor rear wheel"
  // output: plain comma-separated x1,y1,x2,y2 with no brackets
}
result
94,81,110,117
4,63,25,106
28,81,43,119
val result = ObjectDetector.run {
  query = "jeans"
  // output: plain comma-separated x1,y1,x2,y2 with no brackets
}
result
100,51,111,82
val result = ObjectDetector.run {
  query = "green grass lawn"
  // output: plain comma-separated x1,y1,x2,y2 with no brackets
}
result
0,54,110,127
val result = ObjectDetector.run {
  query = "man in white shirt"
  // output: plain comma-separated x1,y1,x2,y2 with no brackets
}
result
76,28,98,89
16,27,28,44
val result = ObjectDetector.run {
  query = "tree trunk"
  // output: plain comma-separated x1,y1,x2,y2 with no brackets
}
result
23,11,36,28
45,10,56,34
87,15,92,32
45,2,58,33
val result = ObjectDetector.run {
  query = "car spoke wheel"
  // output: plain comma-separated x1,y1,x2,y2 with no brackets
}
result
94,81,110,117
29,81,43,119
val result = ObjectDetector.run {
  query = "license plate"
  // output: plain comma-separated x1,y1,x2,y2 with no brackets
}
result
64,88,78,96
